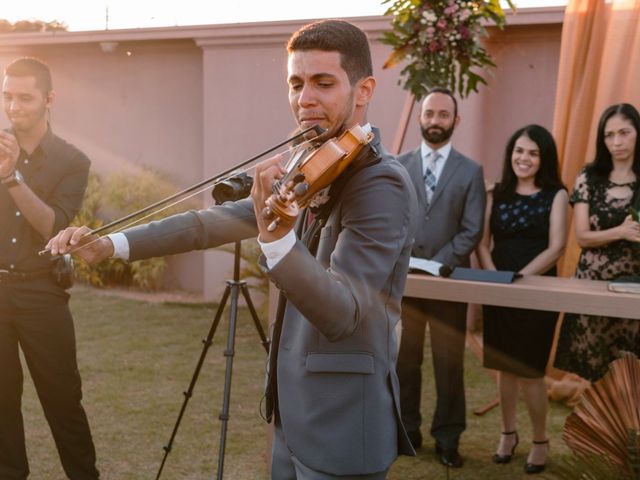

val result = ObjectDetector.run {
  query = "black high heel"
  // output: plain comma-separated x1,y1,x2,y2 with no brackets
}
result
524,439,549,474
492,431,519,464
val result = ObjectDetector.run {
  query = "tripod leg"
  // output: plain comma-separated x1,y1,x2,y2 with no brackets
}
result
215,281,242,480
155,285,231,480
240,283,269,353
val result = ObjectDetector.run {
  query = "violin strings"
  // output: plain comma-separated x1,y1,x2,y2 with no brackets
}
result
204,138,314,188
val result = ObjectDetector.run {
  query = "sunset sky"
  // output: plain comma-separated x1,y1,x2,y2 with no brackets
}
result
3,0,566,32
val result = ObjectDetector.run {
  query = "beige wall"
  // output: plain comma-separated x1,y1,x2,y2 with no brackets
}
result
0,9,564,298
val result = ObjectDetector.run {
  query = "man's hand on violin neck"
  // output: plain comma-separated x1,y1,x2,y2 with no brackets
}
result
251,154,292,243
47,226,115,265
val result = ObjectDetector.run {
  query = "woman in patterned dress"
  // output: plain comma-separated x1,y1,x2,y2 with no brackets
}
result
555,103,640,381
477,125,568,474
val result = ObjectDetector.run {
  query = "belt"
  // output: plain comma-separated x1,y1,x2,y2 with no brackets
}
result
0,269,50,284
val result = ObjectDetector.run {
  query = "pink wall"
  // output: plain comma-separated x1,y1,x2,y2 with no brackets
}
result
395,16,563,182
0,9,564,298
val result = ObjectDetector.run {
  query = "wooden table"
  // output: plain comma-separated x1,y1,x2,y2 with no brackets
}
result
404,273,640,319
404,273,639,414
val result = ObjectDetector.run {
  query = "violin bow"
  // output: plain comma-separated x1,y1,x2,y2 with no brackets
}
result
39,124,324,256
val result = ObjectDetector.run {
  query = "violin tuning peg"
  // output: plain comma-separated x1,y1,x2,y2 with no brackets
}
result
293,173,306,184
293,183,308,198
267,218,280,232
261,206,274,220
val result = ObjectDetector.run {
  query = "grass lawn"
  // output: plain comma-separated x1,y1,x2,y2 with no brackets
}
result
21,286,574,479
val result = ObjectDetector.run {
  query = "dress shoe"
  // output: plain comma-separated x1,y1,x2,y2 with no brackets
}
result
524,439,549,474
436,445,463,468
407,429,422,450
493,431,519,464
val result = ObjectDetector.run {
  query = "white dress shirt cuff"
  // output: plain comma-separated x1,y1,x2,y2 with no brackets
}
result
109,232,130,260
258,230,296,268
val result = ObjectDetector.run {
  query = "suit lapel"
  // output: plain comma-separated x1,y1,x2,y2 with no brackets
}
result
407,149,428,208
427,149,462,212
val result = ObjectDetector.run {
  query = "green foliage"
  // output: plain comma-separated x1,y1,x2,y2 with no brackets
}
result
72,168,196,291
0,19,67,33
381,0,515,99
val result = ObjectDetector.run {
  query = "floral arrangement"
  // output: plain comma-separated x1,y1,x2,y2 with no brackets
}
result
381,0,515,99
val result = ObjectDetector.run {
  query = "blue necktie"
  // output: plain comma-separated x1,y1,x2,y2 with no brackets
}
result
424,152,440,202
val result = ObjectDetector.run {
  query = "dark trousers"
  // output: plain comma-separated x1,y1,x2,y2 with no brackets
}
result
0,282,98,479
396,297,467,449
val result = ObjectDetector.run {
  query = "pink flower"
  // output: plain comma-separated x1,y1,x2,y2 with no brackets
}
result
444,5,459,15
437,18,448,29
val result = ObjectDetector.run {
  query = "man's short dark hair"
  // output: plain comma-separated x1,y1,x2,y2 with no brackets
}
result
426,87,458,118
287,20,373,85
4,57,52,95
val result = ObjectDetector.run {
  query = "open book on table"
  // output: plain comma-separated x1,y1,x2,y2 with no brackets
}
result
408,257,453,277
408,257,521,284
608,276,640,294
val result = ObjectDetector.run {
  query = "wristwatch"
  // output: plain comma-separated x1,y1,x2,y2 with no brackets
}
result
1,170,24,189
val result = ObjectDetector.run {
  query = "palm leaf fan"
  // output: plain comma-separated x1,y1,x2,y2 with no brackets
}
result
562,352,640,474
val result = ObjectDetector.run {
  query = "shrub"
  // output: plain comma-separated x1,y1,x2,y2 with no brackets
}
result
72,167,197,291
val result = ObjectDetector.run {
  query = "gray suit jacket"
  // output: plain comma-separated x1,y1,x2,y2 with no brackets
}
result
123,131,418,475
399,146,485,268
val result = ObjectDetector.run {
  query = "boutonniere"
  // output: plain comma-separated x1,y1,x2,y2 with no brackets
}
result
308,186,331,210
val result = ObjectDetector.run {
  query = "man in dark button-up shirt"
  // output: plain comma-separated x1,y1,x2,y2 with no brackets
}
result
0,57,99,479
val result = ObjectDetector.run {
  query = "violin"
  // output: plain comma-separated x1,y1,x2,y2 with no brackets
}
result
262,124,375,232
41,124,374,256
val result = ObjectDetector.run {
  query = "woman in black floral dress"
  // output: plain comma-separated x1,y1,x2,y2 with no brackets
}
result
478,125,568,474
555,103,640,382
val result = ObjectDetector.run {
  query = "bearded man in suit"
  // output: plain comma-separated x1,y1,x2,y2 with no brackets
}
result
48,19,418,480
396,87,485,468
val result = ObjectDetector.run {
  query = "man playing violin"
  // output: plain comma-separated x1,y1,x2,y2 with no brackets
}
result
48,19,418,479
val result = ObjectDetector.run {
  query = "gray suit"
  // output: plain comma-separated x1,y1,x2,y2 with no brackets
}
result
123,131,418,477
396,146,485,449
